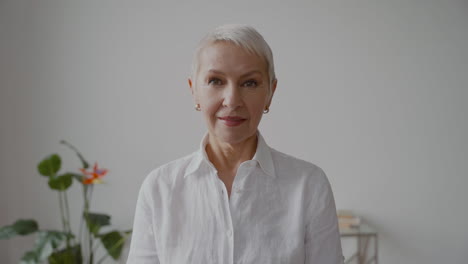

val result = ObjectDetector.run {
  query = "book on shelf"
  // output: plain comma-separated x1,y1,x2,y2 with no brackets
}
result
337,209,361,229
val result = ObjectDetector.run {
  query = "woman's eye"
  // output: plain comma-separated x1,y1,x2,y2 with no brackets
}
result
243,80,258,87
208,78,222,86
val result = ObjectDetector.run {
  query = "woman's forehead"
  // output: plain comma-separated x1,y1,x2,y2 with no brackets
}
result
197,42,268,75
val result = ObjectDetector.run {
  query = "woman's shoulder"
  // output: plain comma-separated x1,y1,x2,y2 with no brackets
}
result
269,147,328,181
269,147,333,199
270,147,323,172
141,151,199,188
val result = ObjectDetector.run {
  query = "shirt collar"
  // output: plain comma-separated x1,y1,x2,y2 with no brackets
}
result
184,130,276,178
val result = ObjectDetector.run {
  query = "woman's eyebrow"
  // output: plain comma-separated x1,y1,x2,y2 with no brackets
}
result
241,70,262,78
207,69,225,75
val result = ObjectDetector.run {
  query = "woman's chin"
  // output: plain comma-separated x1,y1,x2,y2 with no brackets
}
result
210,129,256,145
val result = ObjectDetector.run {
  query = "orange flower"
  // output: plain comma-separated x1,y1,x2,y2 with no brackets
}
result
80,162,108,185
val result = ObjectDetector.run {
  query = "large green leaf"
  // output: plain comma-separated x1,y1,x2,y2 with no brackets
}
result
48,244,82,264
85,212,110,236
17,231,68,264
48,173,73,191
20,250,37,264
100,231,125,260
37,154,61,177
33,231,67,261
0,219,38,239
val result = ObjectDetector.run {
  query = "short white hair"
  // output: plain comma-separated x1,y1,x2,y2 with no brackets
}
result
190,24,276,88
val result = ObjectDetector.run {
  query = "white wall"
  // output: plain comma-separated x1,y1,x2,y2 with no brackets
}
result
1,0,467,263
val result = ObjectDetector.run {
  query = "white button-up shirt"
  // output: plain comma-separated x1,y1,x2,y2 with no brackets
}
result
127,131,344,264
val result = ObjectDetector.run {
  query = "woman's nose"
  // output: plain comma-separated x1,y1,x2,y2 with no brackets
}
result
222,84,242,109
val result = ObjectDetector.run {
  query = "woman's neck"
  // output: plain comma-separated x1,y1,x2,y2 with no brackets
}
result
206,133,258,173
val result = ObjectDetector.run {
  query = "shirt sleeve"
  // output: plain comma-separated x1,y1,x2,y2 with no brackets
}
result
126,178,160,264
304,168,344,264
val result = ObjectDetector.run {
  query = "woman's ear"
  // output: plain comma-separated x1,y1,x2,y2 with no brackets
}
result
271,79,278,97
188,77,199,106
267,78,278,106
188,78,194,95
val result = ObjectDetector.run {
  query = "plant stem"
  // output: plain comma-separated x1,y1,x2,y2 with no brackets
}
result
78,185,86,247
90,186,94,264
90,234,94,264
60,140,89,169
58,192,69,249
92,240,101,255
84,185,95,264
63,190,73,246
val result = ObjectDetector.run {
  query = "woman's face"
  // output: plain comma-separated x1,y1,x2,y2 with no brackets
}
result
189,41,277,145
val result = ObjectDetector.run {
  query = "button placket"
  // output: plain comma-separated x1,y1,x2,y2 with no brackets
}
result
215,175,234,264
231,164,249,196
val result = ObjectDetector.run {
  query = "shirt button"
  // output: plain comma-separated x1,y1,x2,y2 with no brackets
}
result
227,230,233,237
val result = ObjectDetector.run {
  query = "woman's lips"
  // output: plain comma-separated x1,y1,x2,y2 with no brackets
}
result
218,116,246,127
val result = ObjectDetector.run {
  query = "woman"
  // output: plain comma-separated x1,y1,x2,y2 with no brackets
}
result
127,24,344,264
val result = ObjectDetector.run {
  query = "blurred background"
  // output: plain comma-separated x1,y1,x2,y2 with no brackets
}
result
1,0,467,263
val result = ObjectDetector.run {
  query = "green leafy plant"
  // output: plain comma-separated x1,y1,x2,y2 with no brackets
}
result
0,141,131,263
